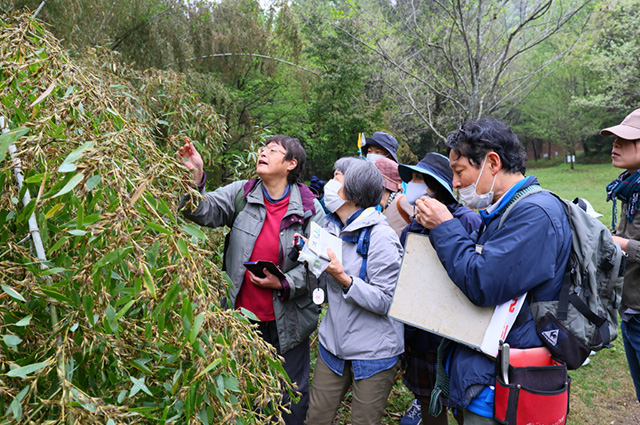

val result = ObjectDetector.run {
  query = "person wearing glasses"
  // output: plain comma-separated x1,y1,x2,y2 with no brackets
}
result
178,135,325,424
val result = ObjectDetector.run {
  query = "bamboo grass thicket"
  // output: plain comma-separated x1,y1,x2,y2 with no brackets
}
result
0,13,294,424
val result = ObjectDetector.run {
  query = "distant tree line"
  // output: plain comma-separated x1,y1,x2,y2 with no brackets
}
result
4,0,640,178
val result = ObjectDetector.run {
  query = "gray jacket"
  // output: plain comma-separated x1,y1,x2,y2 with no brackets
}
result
181,179,325,353
318,208,404,360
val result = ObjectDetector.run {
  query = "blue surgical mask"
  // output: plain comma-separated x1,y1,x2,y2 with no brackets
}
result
323,179,346,213
405,182,429,205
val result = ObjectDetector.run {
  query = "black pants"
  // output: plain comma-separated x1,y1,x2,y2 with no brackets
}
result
257,320,310,425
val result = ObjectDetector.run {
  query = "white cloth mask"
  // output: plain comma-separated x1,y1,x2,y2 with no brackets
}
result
366,153,385,164
324,179,346,213
405,182,429,205
458,156,497,210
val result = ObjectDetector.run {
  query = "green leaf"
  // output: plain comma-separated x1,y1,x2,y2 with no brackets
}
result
189,313,205,344
2,284,26,302
68,229,86,236
142,264,156,299
24,172,46,184
7,360,50,379
176,238,190,257
58,142,94,173
0,127,29,163
7,385,30,421
129,359,152,374
3,334,22,349
129,376,152,397
181,224,207,241
85,175,101,191
94,247,131,269
15,315,32,327
41,287,73,304
52,173,84,198
115,299,135,321
38,267,65,276
239,307,259,322
83,295,95,326
147,221,172,236
195,358,221,379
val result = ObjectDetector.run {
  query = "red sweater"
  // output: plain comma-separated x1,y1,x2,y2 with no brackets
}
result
235,194,290,321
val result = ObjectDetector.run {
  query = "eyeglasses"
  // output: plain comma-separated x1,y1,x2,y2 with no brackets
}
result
258,146,287,156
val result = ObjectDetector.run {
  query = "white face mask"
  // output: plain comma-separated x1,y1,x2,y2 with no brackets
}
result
458,156,497,210
366,153,385,164
323,179,346,213
405,182,429,205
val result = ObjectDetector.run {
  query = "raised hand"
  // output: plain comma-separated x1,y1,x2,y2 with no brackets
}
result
177,138,204,185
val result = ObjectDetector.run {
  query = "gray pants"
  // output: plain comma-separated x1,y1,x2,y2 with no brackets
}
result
305,354,400,425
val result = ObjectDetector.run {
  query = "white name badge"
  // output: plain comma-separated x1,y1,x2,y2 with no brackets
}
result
313,288,325,305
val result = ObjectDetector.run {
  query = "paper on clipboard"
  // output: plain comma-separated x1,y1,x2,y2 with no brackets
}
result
298,222,343,278
389,233,525,357
306,221,342,263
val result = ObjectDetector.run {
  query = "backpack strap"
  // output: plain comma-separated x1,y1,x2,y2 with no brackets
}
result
341,225,373,281
222,189,247,272
497,185,545,230
357,226,373,280
232,188,247,222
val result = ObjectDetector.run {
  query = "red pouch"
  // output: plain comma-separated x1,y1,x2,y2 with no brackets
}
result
494,347,570,425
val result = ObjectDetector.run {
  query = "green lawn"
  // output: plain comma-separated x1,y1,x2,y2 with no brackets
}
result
529,163,621,229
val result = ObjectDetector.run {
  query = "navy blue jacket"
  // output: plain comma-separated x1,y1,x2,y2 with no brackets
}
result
429,176,571,408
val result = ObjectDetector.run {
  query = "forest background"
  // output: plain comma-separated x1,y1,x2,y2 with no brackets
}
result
6,0,639,183
2,0,640,424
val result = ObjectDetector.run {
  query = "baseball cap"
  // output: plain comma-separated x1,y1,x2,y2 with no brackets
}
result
600,109,640,140
374,157,403,192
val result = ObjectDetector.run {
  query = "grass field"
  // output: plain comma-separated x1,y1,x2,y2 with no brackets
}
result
330,162,640,424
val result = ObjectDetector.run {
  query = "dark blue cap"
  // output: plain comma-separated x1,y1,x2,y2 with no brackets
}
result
363,132,399,163
398,153,456,203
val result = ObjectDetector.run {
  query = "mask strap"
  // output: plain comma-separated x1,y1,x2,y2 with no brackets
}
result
474,156,488,186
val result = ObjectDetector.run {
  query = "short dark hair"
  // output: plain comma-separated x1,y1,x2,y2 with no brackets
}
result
446,118,526,174
342,160,384,208
266,135,306,184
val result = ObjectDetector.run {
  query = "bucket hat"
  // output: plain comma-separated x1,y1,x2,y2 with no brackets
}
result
374,157,403,192
600,109,640,140
362,132,399,163
398,153,456,204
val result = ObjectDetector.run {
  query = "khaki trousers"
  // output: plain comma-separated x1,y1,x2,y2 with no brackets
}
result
305,354,400,425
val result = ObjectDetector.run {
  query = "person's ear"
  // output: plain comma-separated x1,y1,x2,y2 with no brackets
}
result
486,151,501,174
286,158,298,172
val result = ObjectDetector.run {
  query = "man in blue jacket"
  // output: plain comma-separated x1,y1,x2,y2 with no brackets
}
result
414,118,572,424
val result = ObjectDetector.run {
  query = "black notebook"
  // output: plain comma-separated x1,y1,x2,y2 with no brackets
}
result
243,261,286,279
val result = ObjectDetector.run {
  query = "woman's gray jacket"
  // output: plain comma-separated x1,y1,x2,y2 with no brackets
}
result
181,179,325,354
318,208,404,360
